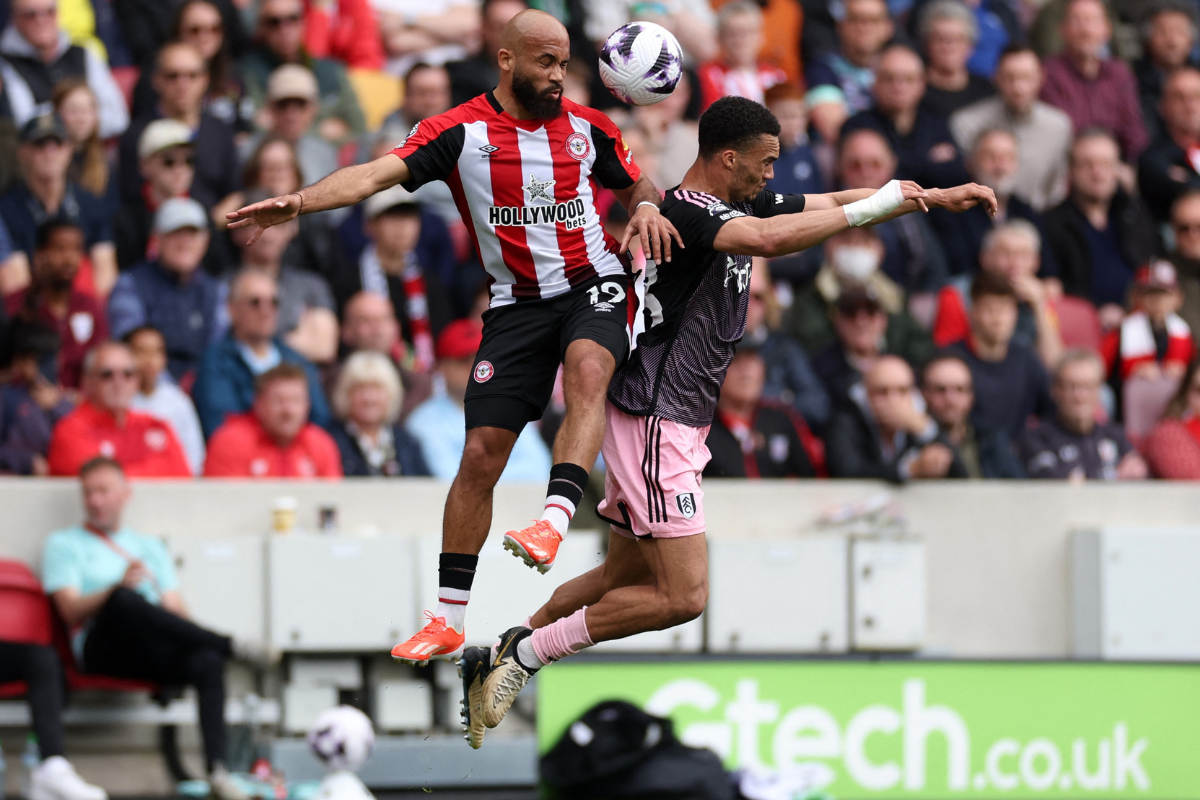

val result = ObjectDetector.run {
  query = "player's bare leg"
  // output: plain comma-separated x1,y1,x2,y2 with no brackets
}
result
530,531,653,628
505,339,618,573
392,426,517,665
481,534,708,728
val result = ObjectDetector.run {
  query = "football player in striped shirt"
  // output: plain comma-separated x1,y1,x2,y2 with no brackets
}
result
228,10,681,665
465,96,996,748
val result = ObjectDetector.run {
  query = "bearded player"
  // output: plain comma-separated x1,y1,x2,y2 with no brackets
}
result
459,96,997,747
227,10,681,665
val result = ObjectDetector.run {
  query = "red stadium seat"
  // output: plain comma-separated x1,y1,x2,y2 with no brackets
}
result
1053,296,1103,353
1124,375,1182,447
111,66,140,111
0,560,53,647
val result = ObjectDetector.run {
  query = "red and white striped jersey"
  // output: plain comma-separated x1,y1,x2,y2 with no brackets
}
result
391,92,641,307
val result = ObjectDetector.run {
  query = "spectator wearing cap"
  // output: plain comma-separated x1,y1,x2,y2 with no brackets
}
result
1044,130,1161,328
826,354,967,482
126,325,206,475
118,42,240,213
329,350,429,477
763,84,826,199
951,46,1074,213
805,0,893,118
193,268,331,437
239,0,365,144
1169,191,1200,334
917,0,995,119
932,220,1064,369
332,185,454,372
1018,350,1148,481
1141,358,1200,479
108,198,223,384
743,265,830,432
4,220,108,389
226,199,338,366
921,353,1024,478
697,2,787,111
1139,67,1200,223
830,128,950,295
1135,2,1199,145
811,277,935,412
703,343,823,479
113,120,198,270
47,342,191,477
444,0,526,108
1101,260,1195,387
929,129,1058,280
0,322,73,475
0,0,129,138
948,271,1053,442
842,44,971,190
0,115,117,297
203,363,341,477
240,64,338,189
1039,0,1147,163
405,320,551,481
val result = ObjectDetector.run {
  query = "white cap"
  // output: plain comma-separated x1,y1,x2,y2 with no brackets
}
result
364,184,420,219
138,119,195,161
154,197,208,234
267,64,320,103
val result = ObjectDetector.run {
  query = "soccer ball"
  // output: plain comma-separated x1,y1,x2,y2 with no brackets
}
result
598,22,683,106
307,706,375,772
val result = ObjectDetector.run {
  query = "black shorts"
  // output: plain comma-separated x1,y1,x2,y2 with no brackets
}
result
465,273,632,433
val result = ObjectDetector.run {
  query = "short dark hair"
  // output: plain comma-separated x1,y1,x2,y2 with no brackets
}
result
997,44,1039,64
970,270,1017,303
255,362,308,393
80,456,125,480
698,96,780,159
35,219,83,251
122,325,164,346
922,353,972,387
404,62,444,89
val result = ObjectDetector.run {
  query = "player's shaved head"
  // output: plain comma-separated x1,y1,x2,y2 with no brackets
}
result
497,8,570,119
499,9,568,55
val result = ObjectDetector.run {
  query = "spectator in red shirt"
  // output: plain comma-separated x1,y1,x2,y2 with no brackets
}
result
1101,260,1195,384
204,363,342,478
697,1,787,110
304,0,385,71
4,220,108,389
47,342,192,477
1142,358,1200,479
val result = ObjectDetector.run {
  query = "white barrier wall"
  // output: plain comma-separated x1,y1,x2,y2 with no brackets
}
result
3,477,1199,658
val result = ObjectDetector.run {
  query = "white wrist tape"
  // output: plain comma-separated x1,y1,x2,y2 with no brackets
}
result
843,179,906,227
636,201,659,212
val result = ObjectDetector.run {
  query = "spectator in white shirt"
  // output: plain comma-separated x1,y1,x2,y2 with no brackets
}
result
125,325,206,475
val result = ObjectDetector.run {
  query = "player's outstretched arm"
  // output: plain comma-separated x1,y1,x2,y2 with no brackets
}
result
714,181,931,257
227,154,413,245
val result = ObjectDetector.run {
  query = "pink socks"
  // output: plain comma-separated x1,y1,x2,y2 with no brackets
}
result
531,607,594,665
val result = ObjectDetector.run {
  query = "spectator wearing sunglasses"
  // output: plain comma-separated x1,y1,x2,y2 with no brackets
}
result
239,0,365,144
192,268,331,438
118,41,240,212
47,341,191,476
113,120,198,270
108,199,224,386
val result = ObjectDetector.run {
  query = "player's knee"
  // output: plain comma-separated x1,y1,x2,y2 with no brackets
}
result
459,431,514,480
568,355,615,400
666,585,708,627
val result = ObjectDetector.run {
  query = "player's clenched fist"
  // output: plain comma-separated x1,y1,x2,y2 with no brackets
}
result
928,183,999,216
226,192,303,245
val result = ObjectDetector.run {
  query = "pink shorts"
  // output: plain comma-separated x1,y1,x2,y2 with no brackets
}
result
596,401,710,539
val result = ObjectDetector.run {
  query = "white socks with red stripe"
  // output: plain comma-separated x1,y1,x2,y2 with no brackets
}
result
436,588,469,633
436,553,477,633
542,463,589,535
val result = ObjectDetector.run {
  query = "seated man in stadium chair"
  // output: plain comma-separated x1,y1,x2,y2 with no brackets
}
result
42,457,256,800
1018,350,1149,481
826,354,968,482
921,353,1024,478
0,639,107,800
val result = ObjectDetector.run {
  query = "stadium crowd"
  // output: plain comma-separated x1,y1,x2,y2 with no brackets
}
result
0,0,1200,487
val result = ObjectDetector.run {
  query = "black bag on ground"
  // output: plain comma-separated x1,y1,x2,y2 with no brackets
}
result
540,700,734,800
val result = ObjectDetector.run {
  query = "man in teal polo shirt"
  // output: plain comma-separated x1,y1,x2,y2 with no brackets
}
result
41,457,251,800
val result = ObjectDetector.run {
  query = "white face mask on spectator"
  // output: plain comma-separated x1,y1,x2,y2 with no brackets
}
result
832,246,881,282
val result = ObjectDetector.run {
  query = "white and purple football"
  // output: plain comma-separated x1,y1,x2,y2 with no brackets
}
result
307,705,375,772
598,22,683,107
